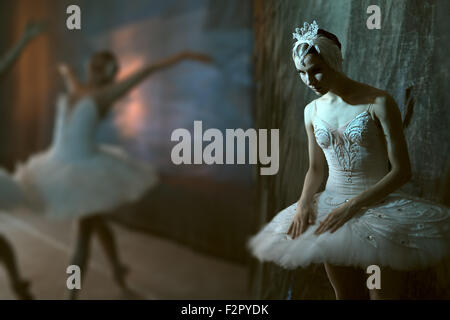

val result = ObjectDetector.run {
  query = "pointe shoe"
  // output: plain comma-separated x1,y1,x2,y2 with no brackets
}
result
12,280,34,300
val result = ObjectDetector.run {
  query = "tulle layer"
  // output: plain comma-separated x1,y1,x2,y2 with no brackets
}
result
0,168,27,210
248,191,450,271
13,144,158,219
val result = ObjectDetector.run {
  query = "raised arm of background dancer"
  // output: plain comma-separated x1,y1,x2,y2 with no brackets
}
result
0,21,45,78
58,63,81,94
95,51,212,109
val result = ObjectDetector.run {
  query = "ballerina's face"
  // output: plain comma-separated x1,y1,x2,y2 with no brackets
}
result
294,53,333,96
88,54,118,87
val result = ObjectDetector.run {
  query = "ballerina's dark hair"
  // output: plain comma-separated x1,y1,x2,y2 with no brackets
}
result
293,26,343,71
317,29,341,50
302,29,342,55
294,28,342,62
89,50,119,75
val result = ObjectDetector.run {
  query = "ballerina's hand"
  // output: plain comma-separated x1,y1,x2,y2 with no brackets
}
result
58,63,70,75
314,201,360,235
287,202,316,239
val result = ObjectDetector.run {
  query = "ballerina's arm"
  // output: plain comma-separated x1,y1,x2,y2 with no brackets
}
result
346,94,412,206
287,101,327,239
0,21,45,78
298,101,327,205
315,94,412,234
58,63,82,94
94,51,212,113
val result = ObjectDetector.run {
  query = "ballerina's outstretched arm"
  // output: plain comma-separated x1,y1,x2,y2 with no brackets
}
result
58,63,82,95
94,51,212,112
0,20,45,78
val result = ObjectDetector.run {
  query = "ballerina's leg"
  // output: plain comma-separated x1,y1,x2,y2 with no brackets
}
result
69,216,97,299
324,263,369,300
90,214,129,290
0,234,33,299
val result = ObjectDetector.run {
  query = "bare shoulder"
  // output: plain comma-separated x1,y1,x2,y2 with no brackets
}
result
365,91,403,129
371,91,400,117
355,82,394,107
304,99,318,123
372,90,396,106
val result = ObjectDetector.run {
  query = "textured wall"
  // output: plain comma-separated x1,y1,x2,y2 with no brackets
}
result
250,0,450,299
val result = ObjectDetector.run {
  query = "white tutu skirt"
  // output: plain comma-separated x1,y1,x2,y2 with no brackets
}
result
13,144,158,219
248,190,450,271
0,168,27,210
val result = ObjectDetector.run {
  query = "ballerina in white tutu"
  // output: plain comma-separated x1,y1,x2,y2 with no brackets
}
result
248,21,450,300
0,20,45,299
14,49,211,299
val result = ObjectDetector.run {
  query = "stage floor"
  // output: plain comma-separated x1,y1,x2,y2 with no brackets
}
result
0,211,250,300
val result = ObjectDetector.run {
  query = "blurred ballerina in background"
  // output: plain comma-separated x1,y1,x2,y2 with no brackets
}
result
13,48,211,299
0,20,45,300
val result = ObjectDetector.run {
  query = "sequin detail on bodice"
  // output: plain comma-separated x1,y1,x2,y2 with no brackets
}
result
313,110,389,196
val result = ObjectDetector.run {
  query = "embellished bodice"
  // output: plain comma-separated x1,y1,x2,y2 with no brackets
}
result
313,110,389,195
51,95,99,159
